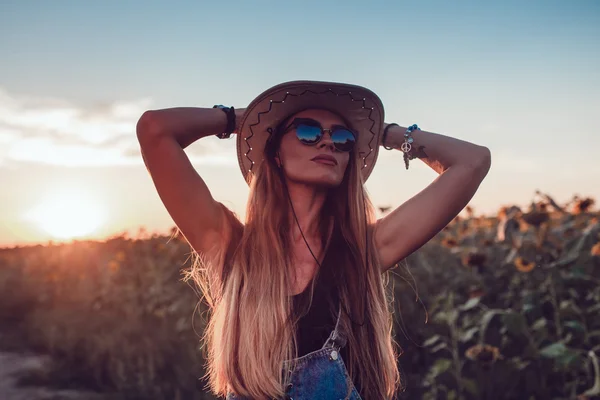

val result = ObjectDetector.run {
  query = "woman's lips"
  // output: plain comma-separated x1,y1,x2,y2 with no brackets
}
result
311,155,338,166
312,159,337,166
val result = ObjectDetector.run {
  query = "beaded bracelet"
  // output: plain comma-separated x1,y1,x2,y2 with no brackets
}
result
382,123,422,170
402,124,421,170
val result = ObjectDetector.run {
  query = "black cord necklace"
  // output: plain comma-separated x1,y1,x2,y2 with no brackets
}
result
282,174,368,327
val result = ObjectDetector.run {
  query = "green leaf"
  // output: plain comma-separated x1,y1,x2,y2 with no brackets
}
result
459,297,480,311
586,302,600,315
502,311,528,336
564,320,585,333
557,350,580,369
423,335,443,347
428,358,453,378
447,309,458,325
559,300,583,316
588,330,600,339
433,312,450,324
479,309,504,343
430,342,450,354
531,318,547,330
522,303,535,313
459,327,479,343
540,342,567,358
539,342,581,370
511,357,531,370
461,378,480,396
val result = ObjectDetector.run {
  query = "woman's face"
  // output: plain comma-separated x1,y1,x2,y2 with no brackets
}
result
276,109,352,188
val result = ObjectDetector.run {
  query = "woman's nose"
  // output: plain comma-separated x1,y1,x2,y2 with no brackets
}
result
317,131,335,151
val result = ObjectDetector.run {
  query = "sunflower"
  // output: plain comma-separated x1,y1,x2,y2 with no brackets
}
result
521,210,549,227
514,256,535,272
465,344,503,365
441,237,458,248
573,197,595,214
115,251,126,262
465,205,474,218
482,238,494,247
462,251,487,268
591,242,600,257
108,260,120,272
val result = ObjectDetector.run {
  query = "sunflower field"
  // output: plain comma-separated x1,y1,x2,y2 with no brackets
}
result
1,192,599,400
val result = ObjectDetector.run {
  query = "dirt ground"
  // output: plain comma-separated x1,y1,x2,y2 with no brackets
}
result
0,351,109,400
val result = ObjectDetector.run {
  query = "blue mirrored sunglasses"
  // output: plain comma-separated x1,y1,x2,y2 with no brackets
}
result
283,118,356,152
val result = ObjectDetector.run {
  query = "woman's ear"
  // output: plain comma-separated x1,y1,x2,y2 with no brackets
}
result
275,152,282,168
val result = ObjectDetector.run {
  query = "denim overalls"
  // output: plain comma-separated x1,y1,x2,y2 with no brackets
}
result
226,300,363,400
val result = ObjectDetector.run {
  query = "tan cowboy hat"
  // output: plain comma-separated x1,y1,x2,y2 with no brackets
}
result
236,80,385,185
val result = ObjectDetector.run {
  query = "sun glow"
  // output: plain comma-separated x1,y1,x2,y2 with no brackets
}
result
24,189,106,240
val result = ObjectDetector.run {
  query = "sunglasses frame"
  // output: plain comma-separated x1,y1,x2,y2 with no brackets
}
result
283,117,357,152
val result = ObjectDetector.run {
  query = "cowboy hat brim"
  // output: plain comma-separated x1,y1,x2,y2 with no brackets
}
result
236,80,385,185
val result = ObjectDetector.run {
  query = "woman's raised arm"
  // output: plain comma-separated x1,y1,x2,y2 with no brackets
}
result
135,107,244,257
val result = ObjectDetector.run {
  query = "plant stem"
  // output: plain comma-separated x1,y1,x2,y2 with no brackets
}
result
548,274,563,339
448,292,465,398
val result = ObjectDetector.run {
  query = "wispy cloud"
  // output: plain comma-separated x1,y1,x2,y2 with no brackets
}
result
0,88,236,167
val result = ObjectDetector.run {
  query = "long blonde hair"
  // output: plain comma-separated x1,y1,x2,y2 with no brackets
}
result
185,117,403,399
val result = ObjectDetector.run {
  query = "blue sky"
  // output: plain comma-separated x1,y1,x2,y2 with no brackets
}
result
1,0,599,245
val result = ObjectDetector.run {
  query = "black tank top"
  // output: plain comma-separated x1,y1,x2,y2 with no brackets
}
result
290,226,362,396
291,249,361,396
291,262,338,357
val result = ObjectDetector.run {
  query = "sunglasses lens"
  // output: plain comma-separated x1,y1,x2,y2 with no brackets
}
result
295,124,322,145
332,129,356,152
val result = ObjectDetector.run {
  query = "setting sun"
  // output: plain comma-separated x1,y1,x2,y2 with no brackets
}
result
24,189,106,240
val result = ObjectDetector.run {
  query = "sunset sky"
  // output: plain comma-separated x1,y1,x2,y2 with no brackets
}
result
1,0,598,246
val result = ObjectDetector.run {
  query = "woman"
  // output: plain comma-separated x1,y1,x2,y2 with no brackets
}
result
136,81,491,400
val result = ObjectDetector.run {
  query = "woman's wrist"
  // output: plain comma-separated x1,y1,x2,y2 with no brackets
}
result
381,123,406,149
234,107,246,132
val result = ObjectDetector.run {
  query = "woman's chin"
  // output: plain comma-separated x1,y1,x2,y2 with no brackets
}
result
285,167,344,186
306,175,343,188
